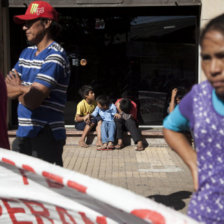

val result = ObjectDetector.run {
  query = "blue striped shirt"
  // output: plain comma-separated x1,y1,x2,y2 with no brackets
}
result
14,42,70,140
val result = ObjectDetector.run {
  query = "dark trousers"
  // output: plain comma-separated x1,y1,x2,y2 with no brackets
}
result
115,117,141,143
12,125,65,166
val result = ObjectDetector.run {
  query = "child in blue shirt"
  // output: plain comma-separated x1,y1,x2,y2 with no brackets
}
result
91,95,118,150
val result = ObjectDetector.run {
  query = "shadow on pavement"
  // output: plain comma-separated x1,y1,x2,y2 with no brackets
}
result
147,191,192,211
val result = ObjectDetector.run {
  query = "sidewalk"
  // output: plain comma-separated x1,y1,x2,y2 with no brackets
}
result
62,144,194,215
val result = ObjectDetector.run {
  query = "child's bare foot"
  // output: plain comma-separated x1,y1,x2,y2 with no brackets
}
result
135,141,144,151
115,139,123,149
97,143,108,150
115,143,124,149
79,140,88,148
96,141,103,147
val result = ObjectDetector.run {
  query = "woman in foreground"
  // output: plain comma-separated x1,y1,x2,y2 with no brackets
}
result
163,14,224,224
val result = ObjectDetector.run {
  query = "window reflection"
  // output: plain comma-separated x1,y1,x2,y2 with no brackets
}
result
10,10,198,126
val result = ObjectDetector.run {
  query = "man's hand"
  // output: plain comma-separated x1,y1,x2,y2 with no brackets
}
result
5,70,21,86
5,70,25,99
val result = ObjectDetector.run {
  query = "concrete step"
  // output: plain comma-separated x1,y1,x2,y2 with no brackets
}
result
8,128,168,147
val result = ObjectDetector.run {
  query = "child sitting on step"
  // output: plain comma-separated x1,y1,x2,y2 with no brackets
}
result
114,98,144,151
91,95,118,150
74,85,102,148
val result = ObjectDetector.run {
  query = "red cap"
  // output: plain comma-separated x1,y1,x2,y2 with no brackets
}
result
13,1,58,24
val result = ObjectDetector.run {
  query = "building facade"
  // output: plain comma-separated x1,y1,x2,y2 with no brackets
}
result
0,0,223,127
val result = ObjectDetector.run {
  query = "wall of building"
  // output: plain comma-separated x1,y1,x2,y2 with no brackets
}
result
199,0,224,81
2,1,223,82
0,5,10,76
1,0,224,126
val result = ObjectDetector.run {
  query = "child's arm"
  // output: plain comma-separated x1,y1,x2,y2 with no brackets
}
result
91,106,99,118
111,104,121,119
115,100,122,114
75,114,90,123
114,102,122,118
168,88,177,113
114,113,121,119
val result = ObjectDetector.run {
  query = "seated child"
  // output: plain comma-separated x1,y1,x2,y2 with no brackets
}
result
74,85,102,148
168,87,187,113
115,98,144,151
91,95,118,150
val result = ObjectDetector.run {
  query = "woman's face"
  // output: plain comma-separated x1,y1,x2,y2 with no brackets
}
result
201,30,224,99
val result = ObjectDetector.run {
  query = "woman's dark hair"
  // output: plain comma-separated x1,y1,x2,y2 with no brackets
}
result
119,98,132,114
78,85,94,99
200,13,224,45
96,95,110,107
40,18,62,38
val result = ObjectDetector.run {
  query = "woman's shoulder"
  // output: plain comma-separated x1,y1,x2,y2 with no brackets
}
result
192,80,212,92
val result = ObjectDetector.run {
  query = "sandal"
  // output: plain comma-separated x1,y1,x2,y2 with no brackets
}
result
115,144,124,149
107,145,115,150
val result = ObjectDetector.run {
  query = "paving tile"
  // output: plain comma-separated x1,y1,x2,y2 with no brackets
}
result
63,144,193,215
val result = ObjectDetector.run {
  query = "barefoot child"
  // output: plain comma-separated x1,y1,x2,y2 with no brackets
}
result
74,85,102,148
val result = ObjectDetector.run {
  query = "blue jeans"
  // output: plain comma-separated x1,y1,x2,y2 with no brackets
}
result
101,120,116,143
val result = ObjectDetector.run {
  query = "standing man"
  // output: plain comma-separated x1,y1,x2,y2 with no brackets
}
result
5,1,70,166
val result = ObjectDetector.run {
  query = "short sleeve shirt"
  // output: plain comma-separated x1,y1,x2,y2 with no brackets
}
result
76,99,97,117
14,42,70,140
91,103,117,121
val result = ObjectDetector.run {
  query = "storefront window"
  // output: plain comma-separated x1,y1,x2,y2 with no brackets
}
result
9,8,199,126
61,14,197,125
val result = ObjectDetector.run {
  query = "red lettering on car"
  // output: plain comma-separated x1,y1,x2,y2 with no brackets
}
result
56,206,77,224
79,212,94,224
23,200,54,224
3,199,32,224
131,209,166,224
96,216,107,224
